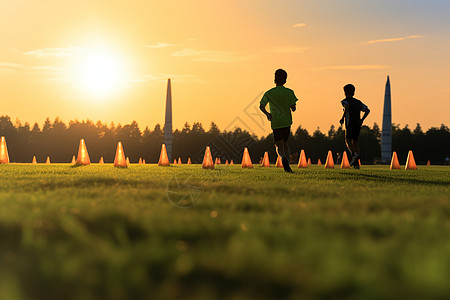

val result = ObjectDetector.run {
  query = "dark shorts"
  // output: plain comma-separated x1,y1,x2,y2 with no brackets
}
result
345,123,361,140
273,126,291,142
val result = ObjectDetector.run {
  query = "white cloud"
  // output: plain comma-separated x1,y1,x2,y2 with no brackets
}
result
24,47,84,57
406,35,425,39
172,48,253,63
0,62,23,69
29,66,66,84
367,37,405,44
0,60,65,80
314,65,391,71
270,46,308,54
30,65,62,72
292,23,307,28
0,61,24,76
363,35,425,44
144,42,174,48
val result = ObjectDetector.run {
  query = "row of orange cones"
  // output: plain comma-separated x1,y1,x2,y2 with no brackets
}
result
0,137,219,168
259,149,419,170
0,137,131,167
0,136,423,170
201,146,420,170
161,150,423,171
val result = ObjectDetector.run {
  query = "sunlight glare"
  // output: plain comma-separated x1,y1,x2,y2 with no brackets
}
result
73,47,127,98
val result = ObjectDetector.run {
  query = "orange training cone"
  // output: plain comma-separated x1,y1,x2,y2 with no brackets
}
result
340,151,350,169
0,136,9,164
142,159,146,164
261,151,270,167
324,151,334,169
405,150,417,170
70,156,76,165
187,158,192,164
214,157,218,165
241,148,253,168
158,144,170,166
126,157,130,166
230,160,234,165
426,160,430,166
307,158,311,166
178,157,182,164
297,149,308,168
225,160,229,165
202,146,215,169
75,139,90,166
390,152,400,170
358,159,361,167
99,157,104,164
317,159,322,166
114,142,127,168
173,159,177,165
217,158,221,165
32,156,37,165
138,157,142,165
46,156,51,164
275,156,283,168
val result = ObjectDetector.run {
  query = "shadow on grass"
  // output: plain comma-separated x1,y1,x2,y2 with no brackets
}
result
339,172,450,186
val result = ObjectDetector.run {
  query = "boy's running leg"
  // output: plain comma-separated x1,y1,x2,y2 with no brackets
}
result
352,140,360,168
349,139,360,166
353,140,360,154
281,140,292,173
275,144,281,158
284,141,291,162
346,137,356,165
275,140,292,173
282,141,293,172
345,137,353,156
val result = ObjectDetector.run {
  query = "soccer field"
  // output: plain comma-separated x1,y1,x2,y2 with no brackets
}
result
0,164,449,299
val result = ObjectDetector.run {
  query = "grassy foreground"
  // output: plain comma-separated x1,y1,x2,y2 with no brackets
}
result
0,164,449,300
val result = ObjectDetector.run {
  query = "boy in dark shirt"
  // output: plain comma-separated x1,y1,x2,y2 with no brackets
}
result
339,84,370,168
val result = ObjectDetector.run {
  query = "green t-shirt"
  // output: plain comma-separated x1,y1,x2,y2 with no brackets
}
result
260,86,298,129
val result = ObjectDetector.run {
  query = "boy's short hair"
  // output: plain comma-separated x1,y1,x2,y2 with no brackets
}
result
344,84,355,96
275,69,287,85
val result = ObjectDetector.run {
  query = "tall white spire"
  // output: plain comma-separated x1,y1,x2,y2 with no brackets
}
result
381,76,392,163
164,79,173,161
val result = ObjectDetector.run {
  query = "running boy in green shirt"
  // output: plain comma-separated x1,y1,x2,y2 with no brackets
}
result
260,69,298,172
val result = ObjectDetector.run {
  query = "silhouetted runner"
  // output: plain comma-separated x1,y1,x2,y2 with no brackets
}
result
339,84,370,169
260,69,298,172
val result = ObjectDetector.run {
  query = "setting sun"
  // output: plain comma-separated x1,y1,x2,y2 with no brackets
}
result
72,47,127,98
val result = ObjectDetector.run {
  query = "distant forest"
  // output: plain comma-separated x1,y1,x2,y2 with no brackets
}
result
0,115,449,164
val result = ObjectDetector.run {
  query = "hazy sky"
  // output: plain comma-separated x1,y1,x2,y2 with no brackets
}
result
1,0,449,136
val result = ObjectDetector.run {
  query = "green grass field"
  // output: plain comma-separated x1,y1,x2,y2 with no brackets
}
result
0,164,449,300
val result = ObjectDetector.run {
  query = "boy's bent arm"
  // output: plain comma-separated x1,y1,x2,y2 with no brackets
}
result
339,105,348,125
259,103,272,121
361,108,370,123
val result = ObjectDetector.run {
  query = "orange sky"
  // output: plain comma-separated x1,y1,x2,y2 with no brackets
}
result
1,0,449,137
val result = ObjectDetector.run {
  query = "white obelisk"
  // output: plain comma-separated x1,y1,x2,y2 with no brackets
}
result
164,79,173,162
381,76,392,163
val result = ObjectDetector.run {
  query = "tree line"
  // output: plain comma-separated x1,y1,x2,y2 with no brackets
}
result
0,115,449,164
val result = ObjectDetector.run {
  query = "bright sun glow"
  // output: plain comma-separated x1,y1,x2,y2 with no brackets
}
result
73,47,127,98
